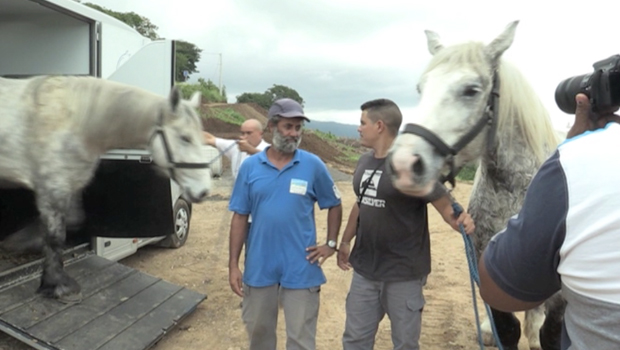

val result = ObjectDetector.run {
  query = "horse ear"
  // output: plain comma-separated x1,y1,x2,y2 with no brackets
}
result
189,91,201,108
484,20,519,62
169,86,181,112
425,30,443,55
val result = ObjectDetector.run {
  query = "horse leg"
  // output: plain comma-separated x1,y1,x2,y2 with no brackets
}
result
481,308,521,350
65,191,85,232
539,293,566,350
36,197,82,303
524,304,545,350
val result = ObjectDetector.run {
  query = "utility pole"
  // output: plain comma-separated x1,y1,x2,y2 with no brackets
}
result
218,53,223,95
203,52,223,96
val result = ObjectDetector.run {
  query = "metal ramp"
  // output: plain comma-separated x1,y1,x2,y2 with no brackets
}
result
0,245,206,350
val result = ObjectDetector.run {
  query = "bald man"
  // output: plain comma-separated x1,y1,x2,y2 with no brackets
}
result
203,119,270,179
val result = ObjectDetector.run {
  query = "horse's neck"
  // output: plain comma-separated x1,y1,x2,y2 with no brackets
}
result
480,124,543,192
469,126,544,256
79,84,164,153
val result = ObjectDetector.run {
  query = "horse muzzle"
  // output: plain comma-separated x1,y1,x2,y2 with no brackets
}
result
386,151,437,197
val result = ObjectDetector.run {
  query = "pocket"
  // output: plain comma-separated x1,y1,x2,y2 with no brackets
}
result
406,294,425,313
308,286,321,293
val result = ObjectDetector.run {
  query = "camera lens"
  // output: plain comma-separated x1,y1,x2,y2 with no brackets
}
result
555,74,591,114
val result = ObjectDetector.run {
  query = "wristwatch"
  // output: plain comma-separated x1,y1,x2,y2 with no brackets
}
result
327,239,337,249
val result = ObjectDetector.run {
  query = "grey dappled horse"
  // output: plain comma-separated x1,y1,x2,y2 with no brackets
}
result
387,21,566,350
0,76,211,302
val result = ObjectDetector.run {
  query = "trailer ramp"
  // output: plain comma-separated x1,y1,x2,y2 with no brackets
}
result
0,245,206,350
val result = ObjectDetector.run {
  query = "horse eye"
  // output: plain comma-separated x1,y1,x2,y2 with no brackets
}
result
463,86,480,97
181,135,192,143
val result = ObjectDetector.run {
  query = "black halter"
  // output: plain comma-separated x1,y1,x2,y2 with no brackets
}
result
401,72,500,188
149,113,212,182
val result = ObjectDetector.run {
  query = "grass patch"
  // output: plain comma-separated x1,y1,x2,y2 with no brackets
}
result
456,163,477,182
307,129,362,167
312,129,338,141
211,108,245,125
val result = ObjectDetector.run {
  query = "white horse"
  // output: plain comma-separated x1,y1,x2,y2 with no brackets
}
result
386,21,565,350
0,75,212,302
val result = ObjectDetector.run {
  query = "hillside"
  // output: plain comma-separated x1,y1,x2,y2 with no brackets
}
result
306,120,359,138
200,103,364,175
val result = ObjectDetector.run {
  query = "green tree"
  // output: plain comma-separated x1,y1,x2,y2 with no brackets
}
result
236,92,273,110
83,3,159,39
82,2,201,82
266,84,305,107
177,78,226,104
221,86,228,102
175,40,202,82
236,85,304,110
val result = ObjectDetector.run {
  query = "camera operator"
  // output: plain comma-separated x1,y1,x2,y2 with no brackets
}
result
478,91,620,350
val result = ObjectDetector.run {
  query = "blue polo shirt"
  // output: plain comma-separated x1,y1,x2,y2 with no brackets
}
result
229,148,341,289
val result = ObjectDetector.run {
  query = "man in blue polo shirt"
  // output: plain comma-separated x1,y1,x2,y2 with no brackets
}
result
228,98,343,350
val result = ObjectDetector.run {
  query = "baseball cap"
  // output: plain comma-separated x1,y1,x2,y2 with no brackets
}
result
267,98,310,122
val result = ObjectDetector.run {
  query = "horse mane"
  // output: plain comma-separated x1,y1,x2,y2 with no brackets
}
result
424,42,560,164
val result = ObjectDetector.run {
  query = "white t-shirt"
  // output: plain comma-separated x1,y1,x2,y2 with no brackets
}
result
214,138,270,179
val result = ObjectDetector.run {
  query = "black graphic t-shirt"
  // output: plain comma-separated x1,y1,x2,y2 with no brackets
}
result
349,152,441,281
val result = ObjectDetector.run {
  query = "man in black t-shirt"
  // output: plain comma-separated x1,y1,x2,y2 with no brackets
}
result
337,98,475,350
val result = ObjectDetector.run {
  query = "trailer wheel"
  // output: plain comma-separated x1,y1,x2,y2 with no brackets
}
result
159,199,191,248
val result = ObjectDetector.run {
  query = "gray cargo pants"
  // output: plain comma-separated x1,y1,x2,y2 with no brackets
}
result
242,283,320,350
343,272,426,350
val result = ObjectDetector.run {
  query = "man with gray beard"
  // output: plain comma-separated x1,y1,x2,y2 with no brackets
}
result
228,98,343,350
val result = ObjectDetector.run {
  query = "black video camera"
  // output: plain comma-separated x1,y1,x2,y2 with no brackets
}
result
555,55,620,116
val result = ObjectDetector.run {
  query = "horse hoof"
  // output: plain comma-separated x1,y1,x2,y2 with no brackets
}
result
57,292,83,304
38,278,82,303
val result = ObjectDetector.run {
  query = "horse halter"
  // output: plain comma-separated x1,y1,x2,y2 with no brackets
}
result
150,112,212,181
401,72,500,188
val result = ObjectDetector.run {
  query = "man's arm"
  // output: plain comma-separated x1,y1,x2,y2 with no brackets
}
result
337,203,358,270
229,212,249,297
203,131,217,147
430,195,475,235
306,203,342,266
478,257,545,312
237,140,262,155
478,153,567,311
326,203,342,243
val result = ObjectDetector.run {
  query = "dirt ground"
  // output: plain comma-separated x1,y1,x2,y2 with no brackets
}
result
0,174,534,350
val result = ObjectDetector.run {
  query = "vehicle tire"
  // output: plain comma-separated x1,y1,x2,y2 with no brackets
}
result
158,199,191,248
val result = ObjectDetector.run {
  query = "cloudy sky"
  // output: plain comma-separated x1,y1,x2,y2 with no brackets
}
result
87,0,620,129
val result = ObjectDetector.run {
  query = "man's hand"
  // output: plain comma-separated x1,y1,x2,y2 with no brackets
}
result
203,131,217,146
337,242,352,271
229,265,244,297
567,93,620,138
237,139,256,153
306,244,336,266
453,211,475,235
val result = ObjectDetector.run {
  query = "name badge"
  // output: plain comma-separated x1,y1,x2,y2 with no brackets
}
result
290,179,308,195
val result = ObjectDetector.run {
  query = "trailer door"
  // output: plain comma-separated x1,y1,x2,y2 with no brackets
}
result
0,245,206,350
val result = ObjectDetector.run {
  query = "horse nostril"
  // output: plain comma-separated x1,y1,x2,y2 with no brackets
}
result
411,154,424,176
198,190,209,200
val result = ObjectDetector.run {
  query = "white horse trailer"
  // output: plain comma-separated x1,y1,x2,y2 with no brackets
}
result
0,0,217,349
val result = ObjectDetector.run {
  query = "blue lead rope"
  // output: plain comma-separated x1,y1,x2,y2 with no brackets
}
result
452,201,504,350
